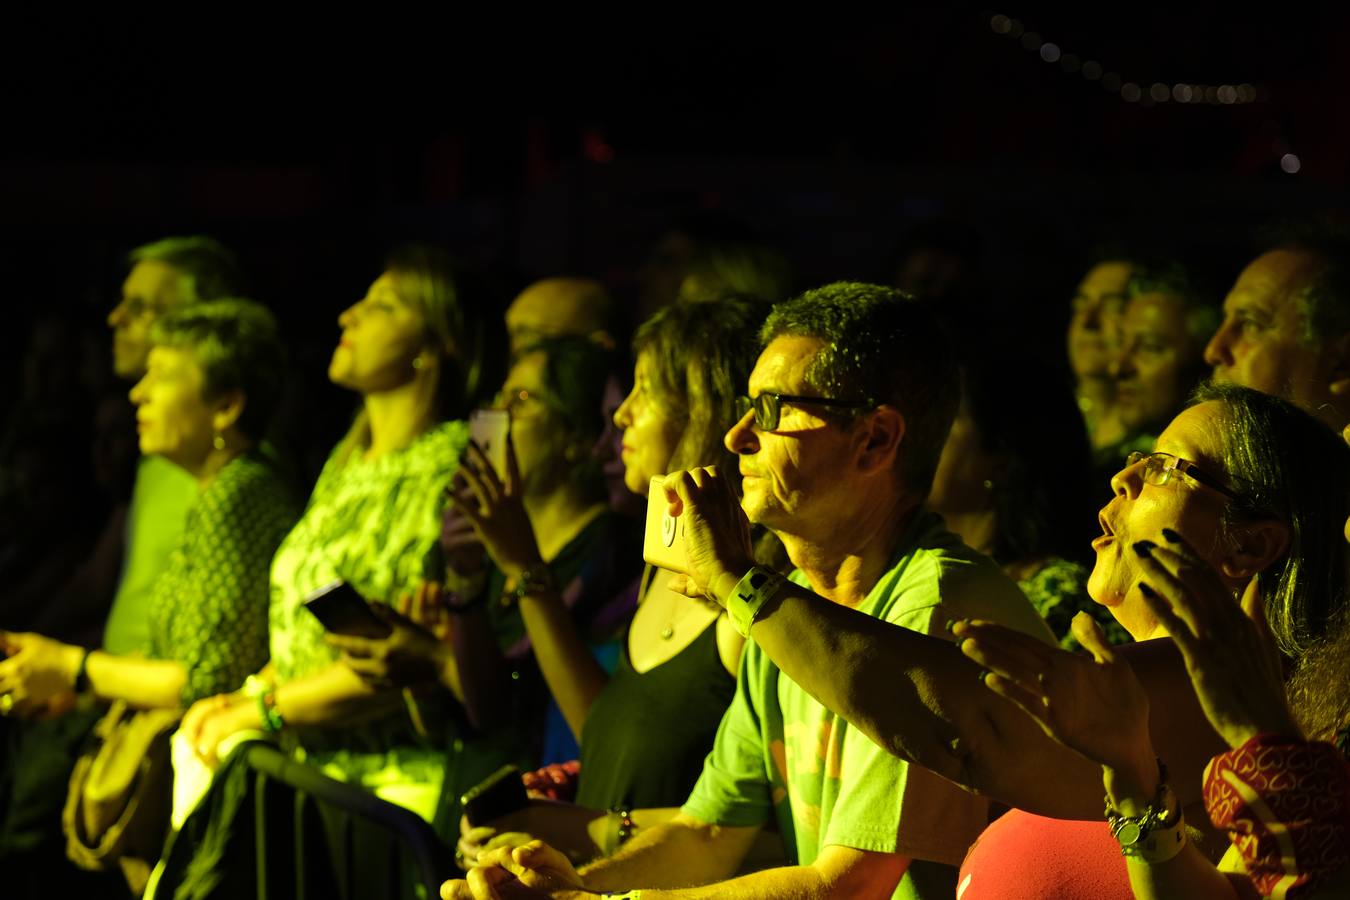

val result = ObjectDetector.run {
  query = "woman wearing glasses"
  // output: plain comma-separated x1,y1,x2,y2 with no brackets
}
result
635,382,1348,899
443,296,786,866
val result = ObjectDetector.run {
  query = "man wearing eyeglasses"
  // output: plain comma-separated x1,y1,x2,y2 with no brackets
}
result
103,236,248,654
447,284,1052,900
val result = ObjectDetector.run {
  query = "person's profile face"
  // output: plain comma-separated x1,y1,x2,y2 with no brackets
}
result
1113,292,1202,433
1067,261,1133,381
612,353,682,497
108,260,187,380
1205,249,1328,415
329,272,429,394
1089,401,1233,640
127,345,216,471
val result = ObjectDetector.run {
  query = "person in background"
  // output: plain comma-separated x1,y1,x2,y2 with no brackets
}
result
1206,225,1350,433
505,278,618,359
1067,257,1136,455
1097,263,1218,483
0,299,294,717
448,284,1053,900
180,245,504,827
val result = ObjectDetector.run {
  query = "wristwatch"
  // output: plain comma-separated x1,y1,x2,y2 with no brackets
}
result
1105,761,1186,863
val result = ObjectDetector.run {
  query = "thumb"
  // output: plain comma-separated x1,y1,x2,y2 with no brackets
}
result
1070,611,1116,665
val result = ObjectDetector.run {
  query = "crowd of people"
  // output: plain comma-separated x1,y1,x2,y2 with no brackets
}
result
0,222,1347,900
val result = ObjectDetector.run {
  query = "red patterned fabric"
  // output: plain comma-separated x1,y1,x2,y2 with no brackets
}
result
522,759,582,802
1203,733,1350,898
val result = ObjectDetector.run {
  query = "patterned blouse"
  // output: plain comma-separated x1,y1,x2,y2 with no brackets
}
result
267,420,467,781
146,453,296,707
1019,556,1133,651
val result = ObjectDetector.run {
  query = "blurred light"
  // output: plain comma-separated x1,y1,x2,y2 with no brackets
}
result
1102,72,1121,92
1021,31,1041,50
1203,86,1218,103
990,14,1012,34
1060,53,1081,73
583,131,615,163
1040,42,1061,62
1150,83,1170,102
1008,18,1025,37
1281,153,1301,174
1082,60,1102,80
1121,82,1142,102
1237,83,1255,102
1173,84,1193,103
1217,85,1237,104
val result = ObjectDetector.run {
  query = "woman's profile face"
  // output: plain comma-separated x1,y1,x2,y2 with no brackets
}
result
1089,401,1236,639
129,345,217,472
613,352,682,497
328,272,428,394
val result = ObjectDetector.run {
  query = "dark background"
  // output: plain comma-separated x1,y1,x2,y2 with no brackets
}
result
3,7,1349,460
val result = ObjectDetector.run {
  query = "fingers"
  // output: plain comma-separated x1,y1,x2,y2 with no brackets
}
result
502,426,521,495
979,670,1053,729
325,633,375,658
462,442,503,505
1069,612,1117,665
952,620,1054,689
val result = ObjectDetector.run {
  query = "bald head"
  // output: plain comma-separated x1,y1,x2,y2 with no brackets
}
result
506,278,615,356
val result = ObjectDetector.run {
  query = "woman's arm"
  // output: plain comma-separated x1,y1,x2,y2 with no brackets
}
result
448,438,610,740
0,634,188,711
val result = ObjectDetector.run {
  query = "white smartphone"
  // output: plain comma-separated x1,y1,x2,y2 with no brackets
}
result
642,475,690,573
468,409,509,480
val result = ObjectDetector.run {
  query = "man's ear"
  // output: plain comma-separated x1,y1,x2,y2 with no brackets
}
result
856,405,905,475
1218,518,1291,582
211,390,247,437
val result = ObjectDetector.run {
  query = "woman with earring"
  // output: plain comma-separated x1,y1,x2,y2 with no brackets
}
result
179,246,505,823
0,299,295,716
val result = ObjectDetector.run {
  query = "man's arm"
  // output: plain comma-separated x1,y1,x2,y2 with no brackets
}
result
578,813,759,891
745,587,1221,818
589,842,906,900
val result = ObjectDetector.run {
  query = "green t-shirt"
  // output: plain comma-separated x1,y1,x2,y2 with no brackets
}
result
681,511,1054,900
103,454,198,655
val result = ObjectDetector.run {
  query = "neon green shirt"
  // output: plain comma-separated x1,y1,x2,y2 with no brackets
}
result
681,511,1054,900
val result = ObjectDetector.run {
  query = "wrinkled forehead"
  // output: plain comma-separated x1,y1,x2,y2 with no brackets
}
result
1156,401,1228,470
749,335,826,393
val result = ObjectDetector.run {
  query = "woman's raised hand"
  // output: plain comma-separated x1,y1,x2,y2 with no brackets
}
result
447,431,545,583
954,613,1156,785
1134,531,1300,749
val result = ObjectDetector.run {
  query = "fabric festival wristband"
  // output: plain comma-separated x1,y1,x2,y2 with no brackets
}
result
1203,732,1350,897
723,567,786,637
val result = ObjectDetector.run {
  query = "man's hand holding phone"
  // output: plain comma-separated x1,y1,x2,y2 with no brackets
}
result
654,467,757,603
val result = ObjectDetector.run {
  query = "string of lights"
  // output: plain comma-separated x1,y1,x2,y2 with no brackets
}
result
987,13,1269,108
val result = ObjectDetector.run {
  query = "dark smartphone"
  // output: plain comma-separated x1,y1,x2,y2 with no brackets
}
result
460,764,527,826
302,581,393,639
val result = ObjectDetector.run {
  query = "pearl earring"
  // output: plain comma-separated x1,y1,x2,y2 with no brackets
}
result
213,433,226,451
412,356,425,370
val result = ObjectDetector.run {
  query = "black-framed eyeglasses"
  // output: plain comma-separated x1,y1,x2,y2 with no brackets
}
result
1125,451,1241,501
735,392,874,432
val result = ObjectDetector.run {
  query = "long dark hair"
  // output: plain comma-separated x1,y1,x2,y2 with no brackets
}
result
1191,382,1350,658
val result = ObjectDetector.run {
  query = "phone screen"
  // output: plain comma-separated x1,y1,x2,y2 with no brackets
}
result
302,581,393,639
